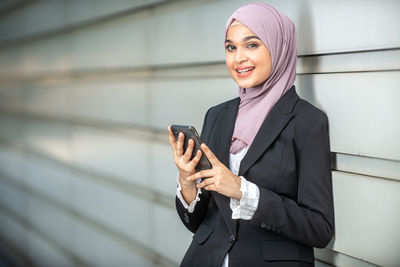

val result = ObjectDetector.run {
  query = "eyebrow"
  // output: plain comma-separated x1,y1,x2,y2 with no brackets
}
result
225,35,261,43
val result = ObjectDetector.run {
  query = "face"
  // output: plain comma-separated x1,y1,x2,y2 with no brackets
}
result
225,21,271,89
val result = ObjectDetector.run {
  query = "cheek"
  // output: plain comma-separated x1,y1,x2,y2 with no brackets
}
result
225,54,233,67
256,55,271,79
261,63,271,78
225,56,236,74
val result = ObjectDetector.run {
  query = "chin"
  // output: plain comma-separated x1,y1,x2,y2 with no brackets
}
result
237,80,257,88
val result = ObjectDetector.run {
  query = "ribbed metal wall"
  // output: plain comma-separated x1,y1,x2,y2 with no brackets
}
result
0,0,399,266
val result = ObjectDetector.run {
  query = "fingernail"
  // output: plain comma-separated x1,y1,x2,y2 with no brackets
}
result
186,177,191,180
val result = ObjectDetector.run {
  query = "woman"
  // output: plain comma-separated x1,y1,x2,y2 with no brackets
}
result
168,2,334,267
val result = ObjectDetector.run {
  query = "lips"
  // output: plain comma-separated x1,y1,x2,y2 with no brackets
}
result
236,66,255,78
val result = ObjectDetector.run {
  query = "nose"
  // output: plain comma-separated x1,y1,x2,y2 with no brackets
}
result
234,47,247,64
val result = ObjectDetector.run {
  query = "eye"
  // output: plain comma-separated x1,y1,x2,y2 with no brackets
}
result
247,43,259,49
225,45,235,51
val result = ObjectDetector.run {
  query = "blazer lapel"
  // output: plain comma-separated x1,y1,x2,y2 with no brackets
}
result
214,97,240,167
239,86,299,176
209,97,239,235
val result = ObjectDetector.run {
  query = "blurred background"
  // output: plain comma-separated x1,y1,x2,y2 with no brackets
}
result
0,0,399,266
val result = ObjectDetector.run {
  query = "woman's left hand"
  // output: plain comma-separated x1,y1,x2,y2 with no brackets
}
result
187,143,242,200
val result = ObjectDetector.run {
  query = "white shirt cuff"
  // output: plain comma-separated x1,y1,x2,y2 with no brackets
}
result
230,176,260,220
176,174,202,213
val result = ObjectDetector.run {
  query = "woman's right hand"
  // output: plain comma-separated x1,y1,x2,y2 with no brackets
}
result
168,126,202,189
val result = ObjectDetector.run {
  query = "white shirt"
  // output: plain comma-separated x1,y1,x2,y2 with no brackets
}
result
176,146,260,267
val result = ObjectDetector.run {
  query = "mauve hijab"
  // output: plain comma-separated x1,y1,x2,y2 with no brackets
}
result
225,2,297,153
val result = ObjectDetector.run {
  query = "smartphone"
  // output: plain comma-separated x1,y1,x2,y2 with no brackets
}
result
170,124,212,171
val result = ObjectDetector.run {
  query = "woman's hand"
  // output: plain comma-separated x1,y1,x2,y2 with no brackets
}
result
168,126,202,203
187,143,242,200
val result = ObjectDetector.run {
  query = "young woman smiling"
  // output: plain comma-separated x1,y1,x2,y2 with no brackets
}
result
168,2,334,267
225,20,272,88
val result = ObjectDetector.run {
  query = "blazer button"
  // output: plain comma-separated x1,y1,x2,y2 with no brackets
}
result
266,224,272,230
260,222,266,228
228,235,236,243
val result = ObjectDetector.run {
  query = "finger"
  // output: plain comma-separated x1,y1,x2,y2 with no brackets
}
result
189,149,202,168
176,132,185,156
196,178,213,189
183,139,194,161
204,184,216,191
200,143,220,166
167,126,176,150
187,169,213,181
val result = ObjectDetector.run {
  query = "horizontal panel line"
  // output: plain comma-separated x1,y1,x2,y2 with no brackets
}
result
299,46,400,57
0,0,34,18
0,107,168,142
315,247,381,267
331,152,400,182
332,169,400,183
335,151,400,164
0,202,93,267
0,58,399,84
0,173,178,267
0,0,178,51
0,135,174,210
0,232,36,267
297,68,400,76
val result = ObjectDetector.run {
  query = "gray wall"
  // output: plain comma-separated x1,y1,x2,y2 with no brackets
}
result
0,0,399,266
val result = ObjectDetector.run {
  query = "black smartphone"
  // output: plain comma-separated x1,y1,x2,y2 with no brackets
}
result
170,124,212,171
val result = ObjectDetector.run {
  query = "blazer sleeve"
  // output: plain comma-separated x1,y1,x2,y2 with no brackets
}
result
175,107,214,233
249,113,335,248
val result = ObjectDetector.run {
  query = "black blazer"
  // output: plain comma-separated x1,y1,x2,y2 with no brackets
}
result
176,86,334,267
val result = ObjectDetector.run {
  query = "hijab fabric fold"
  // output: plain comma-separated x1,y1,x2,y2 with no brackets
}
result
225,2,297,153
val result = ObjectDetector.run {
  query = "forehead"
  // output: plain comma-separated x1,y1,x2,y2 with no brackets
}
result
226,21,257,39
229,19,244,27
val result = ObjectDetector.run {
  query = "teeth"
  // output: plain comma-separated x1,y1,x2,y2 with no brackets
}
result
237,67,254,73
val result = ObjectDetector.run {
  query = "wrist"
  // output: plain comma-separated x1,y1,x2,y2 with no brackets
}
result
233,175,242,200
180,180,198,204
179,176,196,189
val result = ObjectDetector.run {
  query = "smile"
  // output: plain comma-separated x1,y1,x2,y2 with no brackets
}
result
236,67,255,78
237,67,255,73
